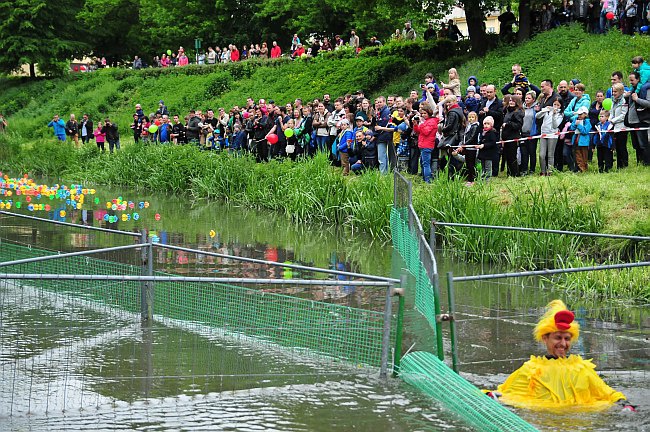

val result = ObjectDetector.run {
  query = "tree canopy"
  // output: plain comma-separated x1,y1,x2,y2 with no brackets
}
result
0,0,505,76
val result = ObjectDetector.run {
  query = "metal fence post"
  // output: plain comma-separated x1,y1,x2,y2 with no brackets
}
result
430,219,437,251
446,271,459,373
379,282,394,379
432,272,445,361
392,274,407,377
140,230,148,321
146,240,154,321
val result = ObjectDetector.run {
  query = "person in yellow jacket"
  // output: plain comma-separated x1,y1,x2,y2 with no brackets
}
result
486,300,636,412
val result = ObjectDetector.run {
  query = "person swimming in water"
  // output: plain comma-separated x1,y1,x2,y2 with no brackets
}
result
486,299,636,412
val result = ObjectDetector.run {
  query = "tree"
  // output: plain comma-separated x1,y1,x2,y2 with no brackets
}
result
0,0,88,77
77,0,142,64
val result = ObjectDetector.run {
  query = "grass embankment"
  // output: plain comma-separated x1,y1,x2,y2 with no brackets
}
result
0,27,648,302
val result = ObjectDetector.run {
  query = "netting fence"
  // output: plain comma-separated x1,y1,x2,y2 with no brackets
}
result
0,210,401,417
391,171,538,432
431,220,650,377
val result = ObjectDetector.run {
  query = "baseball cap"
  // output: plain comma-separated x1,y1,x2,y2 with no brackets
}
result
467,86,476,93
576,106,588,115
355,115,365,121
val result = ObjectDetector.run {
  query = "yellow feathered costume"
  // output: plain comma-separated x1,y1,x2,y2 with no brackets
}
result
495,300,626,411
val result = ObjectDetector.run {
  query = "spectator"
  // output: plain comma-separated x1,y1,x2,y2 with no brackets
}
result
600,0,616,33
207,47,217,64
609,82,629,168
231,45,240,62
102,118,120,153
569,106,591,172
79,114,93,145
271,41,282,58
66,114,80,148
130,113,142,143
456,110,480,185
185,110,201,145
412,102,439,182
133,56,142,69
501,94,524,177
402,22,416,40
593,110,614,171
93,121,106,152
477,116,499,181
336,119,354,175
48,115,66,141
156,100,169,117
374,96,395,173
564,83,591,121
627,71,650,165
349,30,360,50
260,42,269,59
291,34,301,52
520,90,539,174
447,20,464,41
198,52,206,65
478,85,503,176
441,68,461,97
177,51,189,66
423,23,436,41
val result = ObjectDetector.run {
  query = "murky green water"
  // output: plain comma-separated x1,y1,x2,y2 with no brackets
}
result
1,184,648,430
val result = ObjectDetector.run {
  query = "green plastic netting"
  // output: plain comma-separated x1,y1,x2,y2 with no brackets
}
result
0,240,388,367
400,352,538,432
390,207,538,431
390,207,437,333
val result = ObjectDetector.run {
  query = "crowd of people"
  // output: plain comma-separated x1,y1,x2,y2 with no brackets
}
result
50,55,649,183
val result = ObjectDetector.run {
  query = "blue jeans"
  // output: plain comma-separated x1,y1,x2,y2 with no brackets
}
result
600,11,611,33
420,148,432,183
563,143,576,172
314,135,328,152
377,142,389,174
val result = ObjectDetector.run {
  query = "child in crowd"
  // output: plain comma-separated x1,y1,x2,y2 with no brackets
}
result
93,121,106,152
570,106,592,172
477,116,498,181
141,117,151,143
593,110,614,172
464,86,480,116
631,56,650,93
336,119,354,175
230,123,247,154
453,111,480,185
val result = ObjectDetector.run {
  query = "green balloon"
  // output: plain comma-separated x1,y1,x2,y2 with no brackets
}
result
148,124,159,133
167,49,172,55
284,128,294,138
602,98,613,111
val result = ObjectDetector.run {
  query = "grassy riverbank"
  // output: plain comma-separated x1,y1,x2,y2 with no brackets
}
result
0,27,648,302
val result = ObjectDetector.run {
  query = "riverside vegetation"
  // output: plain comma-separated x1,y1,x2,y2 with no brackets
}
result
0,27,648,303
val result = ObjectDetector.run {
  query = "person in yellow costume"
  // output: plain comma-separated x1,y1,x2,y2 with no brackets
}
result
486,300,636,412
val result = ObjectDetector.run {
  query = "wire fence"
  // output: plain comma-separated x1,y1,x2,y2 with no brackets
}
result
391,171,538,432
0,210,400,417
431,220,650,378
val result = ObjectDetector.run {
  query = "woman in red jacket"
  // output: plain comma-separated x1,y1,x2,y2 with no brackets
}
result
412,102,440,183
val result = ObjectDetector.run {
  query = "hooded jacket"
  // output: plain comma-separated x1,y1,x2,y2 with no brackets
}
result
564,94,592,122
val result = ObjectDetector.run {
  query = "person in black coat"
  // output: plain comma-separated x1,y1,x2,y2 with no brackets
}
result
79,114,93,145
501,95,525,177
478,116,499,181
478,85,504,176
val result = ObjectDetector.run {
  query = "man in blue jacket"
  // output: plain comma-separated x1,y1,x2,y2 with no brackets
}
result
48,115,66,141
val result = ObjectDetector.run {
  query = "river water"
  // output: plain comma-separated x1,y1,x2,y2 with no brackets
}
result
1,184,648,431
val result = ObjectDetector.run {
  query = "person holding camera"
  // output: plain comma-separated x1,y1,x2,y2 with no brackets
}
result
47,115,67,141
412,102,439,183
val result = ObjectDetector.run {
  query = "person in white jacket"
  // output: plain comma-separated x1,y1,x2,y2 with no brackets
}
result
535,98,564,175
609,83,629,168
